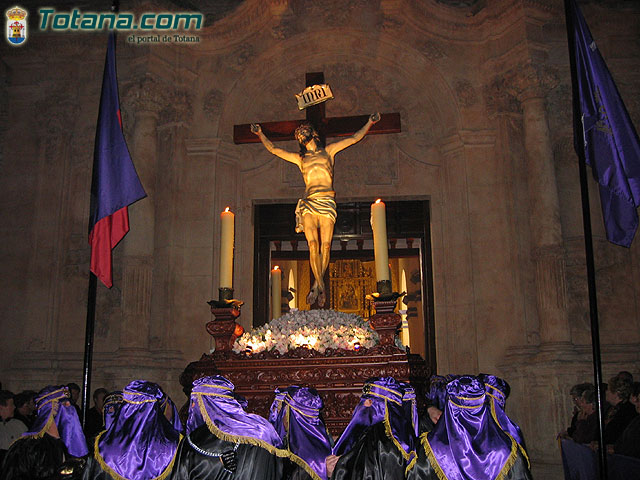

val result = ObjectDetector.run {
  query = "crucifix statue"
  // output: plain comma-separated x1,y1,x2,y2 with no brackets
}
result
234,72,401,308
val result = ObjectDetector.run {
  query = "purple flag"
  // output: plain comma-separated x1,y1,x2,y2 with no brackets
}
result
567,0,640,247
89,33,146,287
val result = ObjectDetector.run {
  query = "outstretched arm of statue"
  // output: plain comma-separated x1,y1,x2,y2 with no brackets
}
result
326,113,380,156
251,123,301,166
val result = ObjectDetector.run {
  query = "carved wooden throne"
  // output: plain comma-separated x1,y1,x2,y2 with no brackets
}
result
180,301,430,435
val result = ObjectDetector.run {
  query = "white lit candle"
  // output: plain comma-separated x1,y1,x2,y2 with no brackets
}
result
371,199,390,282
219,207,235,289
271,266,282,320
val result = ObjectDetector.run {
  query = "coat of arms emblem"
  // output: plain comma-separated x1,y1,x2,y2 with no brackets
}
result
6,6,27,46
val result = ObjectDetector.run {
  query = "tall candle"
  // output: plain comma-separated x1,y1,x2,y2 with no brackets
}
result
271,266,282,319
371,199,390,282
219,207,235,289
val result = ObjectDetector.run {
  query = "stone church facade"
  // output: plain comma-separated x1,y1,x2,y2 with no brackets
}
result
1,0,639,477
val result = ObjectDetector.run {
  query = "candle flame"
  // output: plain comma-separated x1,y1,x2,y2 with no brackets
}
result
224,207,230,212
273,265,280,270
375,198,382,204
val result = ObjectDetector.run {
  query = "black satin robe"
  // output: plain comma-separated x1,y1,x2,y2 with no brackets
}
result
2,433,86,480
169,425,285,480
330,423,407,480
81,455,118,480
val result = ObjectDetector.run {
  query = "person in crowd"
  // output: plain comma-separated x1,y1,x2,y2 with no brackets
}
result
616,371,634,384
571,384,599,444
328,377,417,480
602,373,637,445
480,373,529,461
0,390,27,464
270,385,333,480
84,388,108,439
171,375,286,480
102,391,123,431
83,380,181,480
13,390,36,429
2,385,88,479
67,383,82,418
632,382,640,410
612,381,640,458
558,382,594,440
407,375,532,480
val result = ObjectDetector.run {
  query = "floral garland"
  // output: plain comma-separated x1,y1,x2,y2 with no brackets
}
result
233,309,379,355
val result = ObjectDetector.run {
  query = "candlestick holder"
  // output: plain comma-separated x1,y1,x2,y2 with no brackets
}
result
207,289,244,353
208,288,243,308
366,288,406,348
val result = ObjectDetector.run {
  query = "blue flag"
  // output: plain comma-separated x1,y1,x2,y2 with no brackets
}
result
567,0,640,247
89,33,146,287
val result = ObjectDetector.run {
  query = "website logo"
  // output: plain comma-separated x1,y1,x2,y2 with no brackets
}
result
38,9,203,32
6,6,27,46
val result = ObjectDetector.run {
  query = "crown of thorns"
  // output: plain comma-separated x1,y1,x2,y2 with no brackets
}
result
294,122,317,141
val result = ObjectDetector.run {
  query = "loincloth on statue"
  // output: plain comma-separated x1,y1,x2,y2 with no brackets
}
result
295,194,337,233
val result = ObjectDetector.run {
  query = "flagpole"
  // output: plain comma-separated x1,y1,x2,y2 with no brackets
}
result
81,0,121,430
81,272,97,428
563,1,607,478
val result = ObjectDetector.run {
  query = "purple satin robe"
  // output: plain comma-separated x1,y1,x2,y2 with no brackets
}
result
270,385,333,480
94,380,180,480
23,385,88,458
423,375,521,480
332,377,416,465
185,375,283,449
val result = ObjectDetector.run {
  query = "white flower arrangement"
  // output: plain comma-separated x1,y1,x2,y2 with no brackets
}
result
233,309,379,355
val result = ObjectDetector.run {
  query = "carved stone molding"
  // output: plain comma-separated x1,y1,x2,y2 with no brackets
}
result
160,88,193,124
534,247,568,312
228,43,256,71
484,77,522,116
123,75,167,116
122,260,153,319
507,63,559,102
454,79,478,108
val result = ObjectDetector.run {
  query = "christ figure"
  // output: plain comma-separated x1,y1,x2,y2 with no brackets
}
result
251,113,380,307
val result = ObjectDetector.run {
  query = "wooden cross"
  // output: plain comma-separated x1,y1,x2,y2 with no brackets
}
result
233,72,401,144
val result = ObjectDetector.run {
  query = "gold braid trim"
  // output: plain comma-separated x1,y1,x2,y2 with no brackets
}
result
38,388,67,402
405,450,418,476
370,384,404,397
490,400,530,469
283,405,290,435
493,435,518,480
23,405,56,439
196,392,234,399
195,384,233,391
490,400,503,429
518,444,531,469
280,450,322,480
383,402,415,461
421,434,449,480
93,431,182,480
448,399,483,409
486,392,503,403
368,391,402,406
197,397,321,480
287,402,318,419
